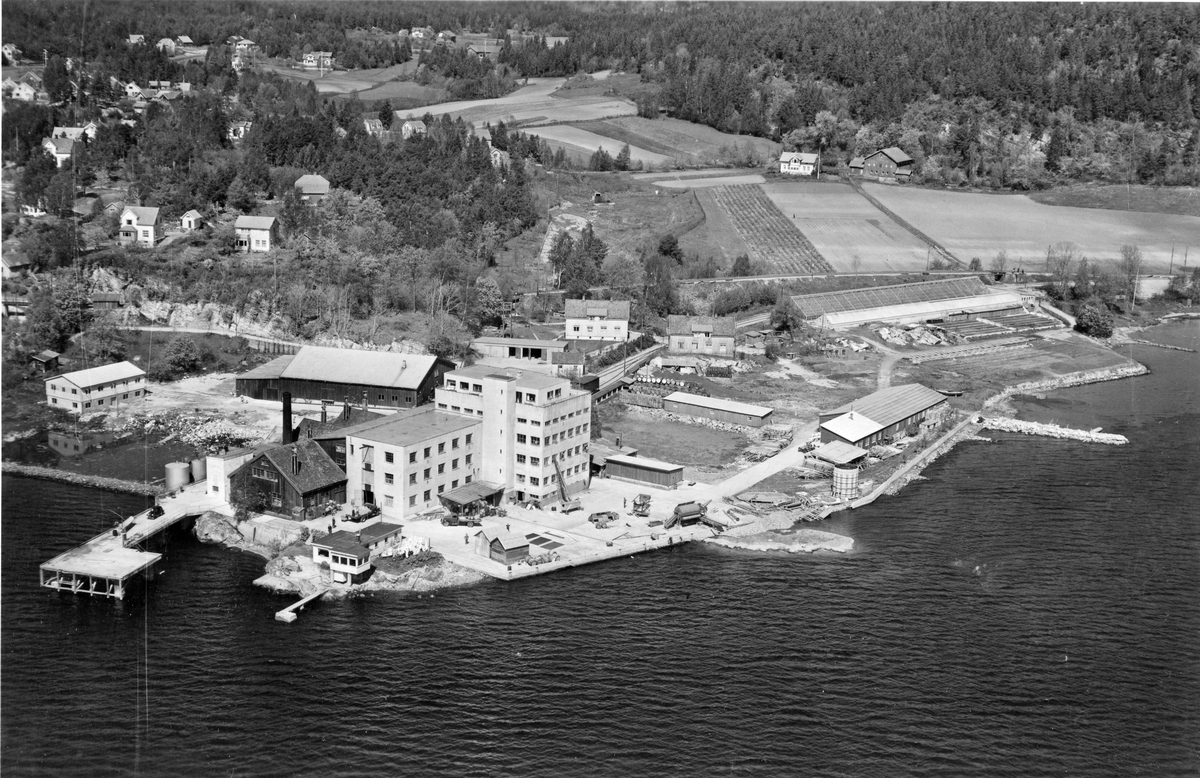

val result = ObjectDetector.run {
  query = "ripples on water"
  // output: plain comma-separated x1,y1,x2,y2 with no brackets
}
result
3,324,1198,777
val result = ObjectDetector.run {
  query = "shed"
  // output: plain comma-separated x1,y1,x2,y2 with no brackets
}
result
181,210,203,231
603,453,684,489
31,349,60,373
809,440,869,466
475,529,530,565
661,392,774,427
471,336,569,362
439,481,505,515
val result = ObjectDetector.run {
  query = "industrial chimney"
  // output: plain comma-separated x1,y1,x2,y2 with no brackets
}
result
282,392,294,444
292,450,299,475
321,400,329,424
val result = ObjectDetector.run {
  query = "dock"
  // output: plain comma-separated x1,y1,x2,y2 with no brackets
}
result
40,482,229,600
276,589,328,622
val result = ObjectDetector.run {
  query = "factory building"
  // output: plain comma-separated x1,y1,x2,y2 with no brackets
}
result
791,277,1025,331
661,392,775,428
818,383,948,448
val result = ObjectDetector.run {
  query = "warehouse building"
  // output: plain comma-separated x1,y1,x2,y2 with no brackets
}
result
602,453,684,489
45,361,147,414
235,346,454,409
662,392,775,427
791,277,1025,331
819,383,948,448
472,335,570,362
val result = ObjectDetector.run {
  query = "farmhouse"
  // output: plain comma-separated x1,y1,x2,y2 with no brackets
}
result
228,438,347,521
236,346,454,409
849,157,865,174
861,147,914,181
52,123,98,141
467,41,502,60
45,361,146,414
666,315,736,355
489,147,510,168
564,299,630,341
818,383,948,449
117,206,164,247
41,137,75,167
471,336,570,363
779,151,819,176
790,277,1025,330
362,115,385,137
234,215,277,252
662,392,774,428
302,51,334,70
180,210,204,231
294,174,330,204
3,44,21,64
399,119,427,139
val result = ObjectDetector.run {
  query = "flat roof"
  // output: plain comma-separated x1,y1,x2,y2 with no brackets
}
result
282,346,441,390
50,361,145,389
810,440,869,464
42,534,162,579
662,392,774,418
348,410,479,448
473,336,568,349
820,412,883,442
604,454,683,473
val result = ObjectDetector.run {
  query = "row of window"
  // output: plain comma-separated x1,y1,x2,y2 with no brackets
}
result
443,404,485,416
515,464,584,485
49,379,142,395
382,453,475,486
516,426,586,447
446,380,484,393
387,474,475,509
49,390,141,409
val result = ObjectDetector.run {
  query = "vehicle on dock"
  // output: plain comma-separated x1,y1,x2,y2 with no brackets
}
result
588,511,619,528
632,494,651,517
560,499,583,513
440,514,482,527
665,500,713,530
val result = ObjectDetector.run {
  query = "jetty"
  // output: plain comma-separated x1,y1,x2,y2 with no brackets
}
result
275,589,328,623
39,482,228,600
979,417,1128,445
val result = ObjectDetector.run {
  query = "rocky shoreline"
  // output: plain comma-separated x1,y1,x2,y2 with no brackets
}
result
0,462,163,496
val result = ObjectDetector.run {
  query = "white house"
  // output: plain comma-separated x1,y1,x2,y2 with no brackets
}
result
235,215,277,252
45,361,147,414
310,524,403,584
489,147,510,168
227,120,252,140
2,44,21,65
779,151,818,176
125,82,146,100
294,174,330,204
41,137,74,167
11,82,36,101
181,210,204,231
302,51,334,70
117,206,164,247
564,299,630,341
399,119,427,139
156,38,176,55
127,34,145,45
52,123,98,141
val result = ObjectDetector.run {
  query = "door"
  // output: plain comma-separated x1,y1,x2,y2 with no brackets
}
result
363,487,375,506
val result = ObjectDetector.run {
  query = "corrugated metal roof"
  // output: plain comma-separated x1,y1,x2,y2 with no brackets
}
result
824,383,947,430
792,277,993,319
234,215,276,230
53,360,145,388
820,411,883,442
810,440,869,464
281,346,441,390
666,315,737,337
604,453,683,473
663,391,774,418
815,291,1023,329
440,481,504,506
564,299,631,320
238,354,295,380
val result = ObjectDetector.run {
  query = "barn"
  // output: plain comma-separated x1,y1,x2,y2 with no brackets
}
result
790,277,1025,330
661,392,774,428
235,346,454,409
475,529,530,565
861,147,914,181
819,383,948,448
602,453,684,489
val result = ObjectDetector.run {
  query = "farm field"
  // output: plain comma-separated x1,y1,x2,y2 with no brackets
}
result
632,168,763,182
261,63,418,95
1028,184,1200,217
400,78,636,129
531,125,672,167
570,116,779,167
865,183,1200,270
681,188,755,264
762,181,929,273
705,185,833,274
656,174,766,189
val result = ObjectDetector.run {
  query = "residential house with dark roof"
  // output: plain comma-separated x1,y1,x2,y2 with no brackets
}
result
234,215,277,252
861,147,914,181
294,174,330,204
666,315,736,355
228,438,348,520
117,206,163,247
564,299,631,341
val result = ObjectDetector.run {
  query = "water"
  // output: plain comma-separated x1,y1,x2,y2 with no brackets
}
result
3,323,1198,777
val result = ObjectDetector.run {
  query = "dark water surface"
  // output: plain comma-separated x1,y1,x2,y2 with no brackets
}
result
3,323,1198,777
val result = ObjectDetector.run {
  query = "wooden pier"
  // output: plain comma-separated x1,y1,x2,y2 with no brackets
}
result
40,483,229,600
276,590,328,622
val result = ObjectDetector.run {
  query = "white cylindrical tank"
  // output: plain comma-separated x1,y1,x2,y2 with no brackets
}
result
165,462,191,491
190,458,207,482
833,466,859,499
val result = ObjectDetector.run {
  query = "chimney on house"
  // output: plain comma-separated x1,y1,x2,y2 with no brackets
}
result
343,396,350,422
282,392,294,444
292,448,299,475
321,400,329,424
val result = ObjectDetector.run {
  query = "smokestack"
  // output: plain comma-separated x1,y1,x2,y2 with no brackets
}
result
343,395,350,422
282,392,294,444
292,451,299,475
321,400,329,424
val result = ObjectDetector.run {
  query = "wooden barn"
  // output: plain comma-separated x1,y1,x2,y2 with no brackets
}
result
227,438,347,520
819,383,947,448
860,147,914,181
602,453,684,489
476,529,530,566
661,392,774,427
235,346,454,409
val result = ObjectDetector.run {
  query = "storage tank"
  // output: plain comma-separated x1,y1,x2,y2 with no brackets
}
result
190,457,207,482
833,466,859,499
164,462,191,491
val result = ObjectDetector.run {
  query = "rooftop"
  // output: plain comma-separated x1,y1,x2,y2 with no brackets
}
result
819,411,883,443
810,440,869,465
123,206,160,224
662,391,774,418
822,383,947,430
50,361,145,389
294,174,331,195
234,215,276,231
256,438,347,496
666,315,736,338
564,299,631,320
604,453,684,473
791,277,994,319
473,336,568,349
281,346,443,390
347,409,479,448
238,354,294,380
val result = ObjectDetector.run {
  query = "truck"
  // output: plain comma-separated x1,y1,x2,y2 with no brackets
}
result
588,511,619,529
664,500,710,530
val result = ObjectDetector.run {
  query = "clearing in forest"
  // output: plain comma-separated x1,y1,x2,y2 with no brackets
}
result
532,125,673,167
571,116,780,167
705,185,833,274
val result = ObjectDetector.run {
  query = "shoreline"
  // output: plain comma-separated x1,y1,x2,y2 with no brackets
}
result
1,462,164,496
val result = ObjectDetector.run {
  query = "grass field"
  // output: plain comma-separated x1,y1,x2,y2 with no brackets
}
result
656,174,767,189
1028,184,1200,217
260,63,419,95
572,116,779,168
865,183,1200,271
597,409,749,468
531,125,673,166
400,78,637,129
681,188,754,263
706,185,833,274
762,181,929,273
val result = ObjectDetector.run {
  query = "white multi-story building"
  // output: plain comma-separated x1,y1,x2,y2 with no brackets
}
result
45,361,147,414
564,299,630,341
436,366,592,505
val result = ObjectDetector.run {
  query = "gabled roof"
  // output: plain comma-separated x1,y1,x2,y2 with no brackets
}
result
564,299,631,320
50,360,145,388
822,383,947,431
122,206,160,224
43,137,75,155
295,406,385,440
255,438,347,496
779,151,818,164
870,147,913,165
33,349,61,362
401,118,426,130
294,174,330,195
234,215,276,231
482,529,529,550
176,35,194,45
662,392,774,419
820,411,883,443
181,209,202,219
849,156,865,168
666,315,736,337
281,346,444,391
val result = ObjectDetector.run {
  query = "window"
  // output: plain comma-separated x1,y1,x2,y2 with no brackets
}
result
251,466,278,482
465,454,472,465
437,464,445,474
97,399,104,405
84,402,91,408
363,462,373,472
451,406,460,412
384,495,394,507
517,417,527,425
452,459,459,470
438,403,447,409
531,420,541,427
424,468,431,480
526,393,536,403
378,394,385,401
530,457,540,466
424,447,431,458
517,434,527,444
123,394,129,399
384,473,394,484
452,480,459,488
409,452,416,464
385,452,394,463
437,485,445,494
423,490,431,501
517,454,526,464
452,438,459,449
71,388,76,395
409,473,417,485
472,384,482,392
465,475,472,484
134,391,140,396
465,434,472,445
517,474,526,483
438,442,445,454
530,477,540,486
409,495,417,507
531,437,541,446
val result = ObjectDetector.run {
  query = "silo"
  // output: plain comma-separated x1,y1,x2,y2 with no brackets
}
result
165,462,192,491
833,466,859,499
190,457,207,482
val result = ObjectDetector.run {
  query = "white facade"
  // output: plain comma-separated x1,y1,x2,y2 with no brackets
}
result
436,366,591,505
565,315,628,341
206,448,259,500
46,361,146,414
779,151,818,176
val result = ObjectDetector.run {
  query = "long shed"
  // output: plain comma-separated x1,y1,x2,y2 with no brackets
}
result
603,453,684,489
661,392,774,427
818,383,947,448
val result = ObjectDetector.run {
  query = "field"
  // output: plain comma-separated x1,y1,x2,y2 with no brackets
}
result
705,185,833,274
401,78,636,129
681,188,754,263
531,125,673,167
865,183,1200,270
1028,184,1200,217
260,63,420,95
596,409,749,468
762,181,929,273
654,174,766,189
570,116,779,168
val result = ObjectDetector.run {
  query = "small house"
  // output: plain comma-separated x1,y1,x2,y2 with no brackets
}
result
181,210,203,231
31,350,60,373
310,523,403,584
10,82,36,101
436,30,457,44
467,42,502,61
175,35,194,47
2,44,21,64
234,215,277,252
125,82,145,100
779,151,818,176
156,38,176,55
489,146,510,168
848,156,865,175
666,315,736,355
564,299,630,341
90,291,123,311
302,51,334,70
861,147,914,181
127,34,145,45
399,119,426,139
227,120,253,141
41,137,74,167
362,116,384,137
2,253,32,278
117,206,163,247
475,529,530,566
294,174,330,204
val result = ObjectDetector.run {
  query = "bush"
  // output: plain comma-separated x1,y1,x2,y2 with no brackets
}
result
1074,302,1114,338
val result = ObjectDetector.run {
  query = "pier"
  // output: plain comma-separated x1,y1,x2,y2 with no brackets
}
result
979,417,1129,445
39,482,229,599
275,589,328,622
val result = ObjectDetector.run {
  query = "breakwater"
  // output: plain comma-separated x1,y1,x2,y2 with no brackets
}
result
979,417,1128,445
0,462,162,496
1126,338,1195,353
983,363,1150,409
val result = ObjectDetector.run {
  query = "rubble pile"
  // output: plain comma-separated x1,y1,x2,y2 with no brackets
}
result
624,404,756,433
872,324,956,347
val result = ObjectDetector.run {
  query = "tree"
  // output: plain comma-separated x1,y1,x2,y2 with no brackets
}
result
615,143,631,171
156,335,203,379
43,171,76,217
1047,242,1082,300
730,254,754,277
1044,125,1068,173
225,177,256,213
658,234,682,263
770,296,804,332
968,257,983,271
602,253,644,294
42,55,73,103
1074,302,1114,338
18,151,57,208
1117,244,1142,311
990,249,1009,276
471,277,505,330
25,286,67,351
79,313,129,364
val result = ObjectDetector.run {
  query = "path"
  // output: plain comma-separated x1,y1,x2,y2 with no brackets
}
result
692,421,817,501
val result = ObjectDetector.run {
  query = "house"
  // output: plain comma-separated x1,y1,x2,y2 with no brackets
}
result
41,137,74,167
544,36,569,47
467,41,502,61
302,51,334,70
2,293,31,318
175,35,194,47
30,350,60,374
156,38,176,55
10,82,37,101
2,253,32,278
489,146,511,168
311,524,403,584
362,115,384,137
399,119,426,139
52,123,98,141
180,210,204,231
234,39,258,53
2,44,21,64
45,361,147,414
779,151,818,176
90,291,123,311
475,529,530,566
564,299,630,341
127,34,145,45
234,215,277,252
661,392,774,428
117,206,163,247
436,30,457,44
227,120,253,141
666,315,736,355
861,147,914,181
818,383,948,448
848,156,865,174
125,82,145,100
410,27,434,40
294,174,330,204
228,438,348,521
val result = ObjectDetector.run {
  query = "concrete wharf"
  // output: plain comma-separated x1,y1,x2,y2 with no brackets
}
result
39,482,229,600
276,589,329,622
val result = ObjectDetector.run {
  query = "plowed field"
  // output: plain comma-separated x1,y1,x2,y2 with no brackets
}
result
706,185,832,274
